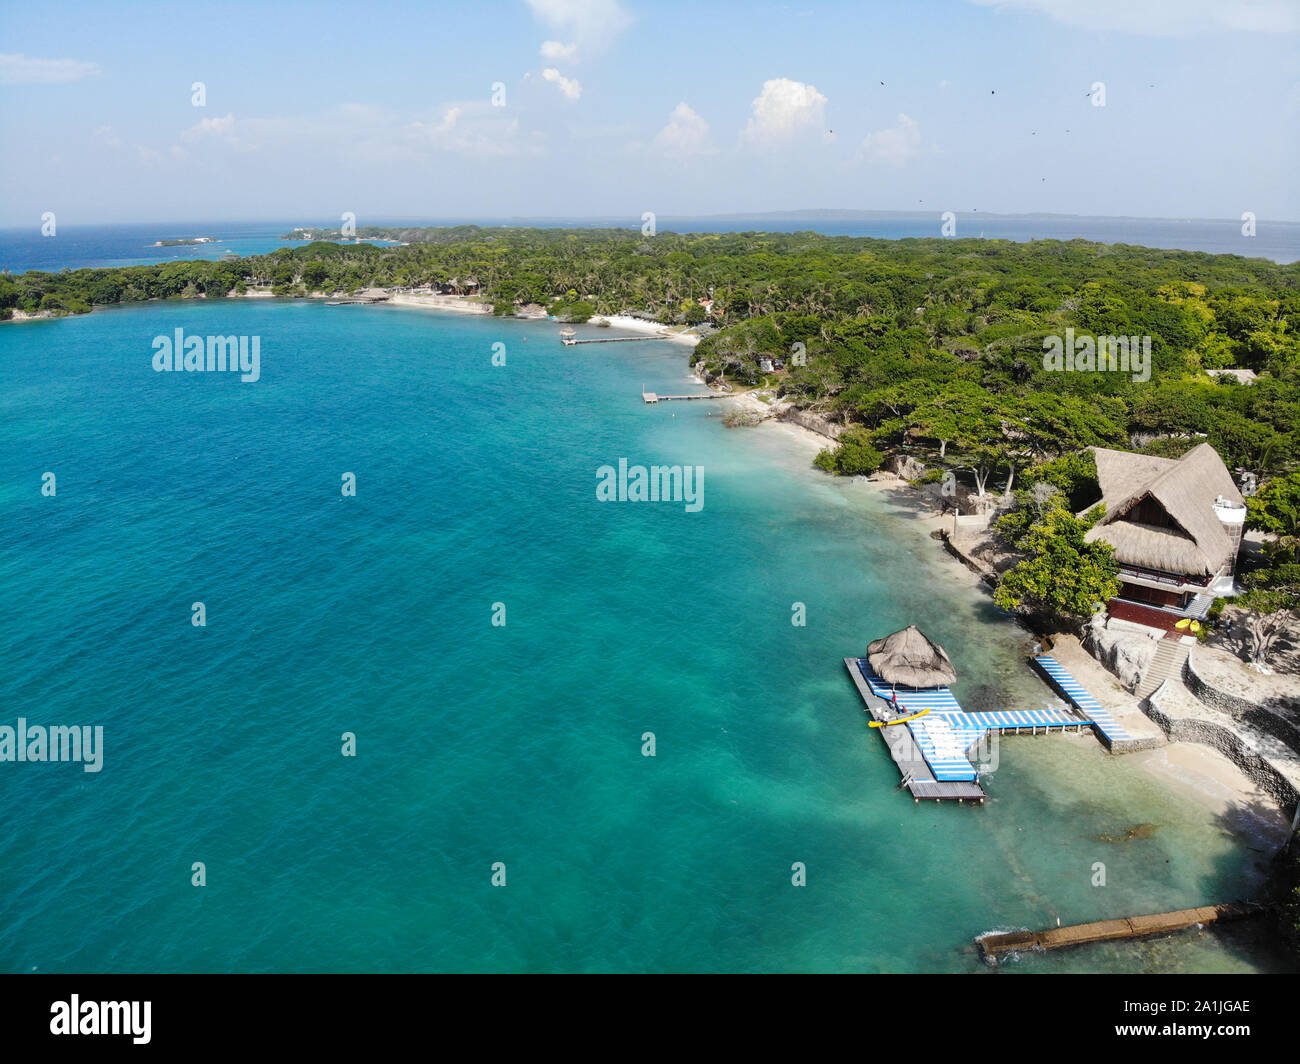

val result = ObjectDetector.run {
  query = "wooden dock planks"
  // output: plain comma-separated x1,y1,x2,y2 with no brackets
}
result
642,391,739,403
977,901,1265,960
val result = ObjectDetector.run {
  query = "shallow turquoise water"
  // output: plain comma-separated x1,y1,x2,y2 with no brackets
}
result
0,300,1292,972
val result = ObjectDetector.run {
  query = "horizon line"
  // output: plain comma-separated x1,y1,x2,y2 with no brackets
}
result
3,208,1300,230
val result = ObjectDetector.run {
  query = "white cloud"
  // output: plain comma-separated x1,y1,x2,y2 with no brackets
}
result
653,102,716,157
181,113,238,143
542,67,582,101
435,106,461,134
93,125,122,149
742,77,828,148
859,113,921,165
968,0,1300,35
524,0,633,58
408,103,540,157
0,53,101,85
540,40,578,60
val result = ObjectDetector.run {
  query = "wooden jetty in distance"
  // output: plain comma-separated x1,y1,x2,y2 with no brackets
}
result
563,335,668,346
642,387,741,404
977,901,1265,962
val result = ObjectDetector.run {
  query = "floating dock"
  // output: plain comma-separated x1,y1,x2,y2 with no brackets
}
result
843,658,1092,803
976,901,1265,962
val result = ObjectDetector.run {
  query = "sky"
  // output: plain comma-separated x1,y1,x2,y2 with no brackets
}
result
1,0,1298,226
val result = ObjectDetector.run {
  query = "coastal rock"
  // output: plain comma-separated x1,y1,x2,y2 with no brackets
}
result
1085,616,1158,691
779,408,842,441
887,454,927,481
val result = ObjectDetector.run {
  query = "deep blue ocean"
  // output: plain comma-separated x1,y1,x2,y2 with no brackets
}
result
0,298,1293,972
1,213,1297,273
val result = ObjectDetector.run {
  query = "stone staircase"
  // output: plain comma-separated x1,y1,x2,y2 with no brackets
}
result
1136,639,1191,700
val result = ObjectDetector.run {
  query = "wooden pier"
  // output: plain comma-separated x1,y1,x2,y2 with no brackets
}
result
563,335,668,346
842,658,986,803
642,389,741,404
976,901,1265,961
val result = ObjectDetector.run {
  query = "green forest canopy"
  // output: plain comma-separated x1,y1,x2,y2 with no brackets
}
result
2,226,1297,483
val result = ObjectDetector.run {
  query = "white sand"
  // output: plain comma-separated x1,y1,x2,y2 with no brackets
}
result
592,314,701,346
385,293,492,315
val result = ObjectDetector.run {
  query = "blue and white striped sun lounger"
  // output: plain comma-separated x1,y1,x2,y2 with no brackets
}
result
1033,654,1133,742
857,661,982,779
906,716,979,781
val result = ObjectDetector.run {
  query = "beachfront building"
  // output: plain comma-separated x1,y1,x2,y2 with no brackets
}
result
1083,443,1247,631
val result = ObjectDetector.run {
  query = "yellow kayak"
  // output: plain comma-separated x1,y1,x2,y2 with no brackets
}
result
870,707,931,728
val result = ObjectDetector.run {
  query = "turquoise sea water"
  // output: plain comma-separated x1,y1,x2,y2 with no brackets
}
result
0,301,1293,973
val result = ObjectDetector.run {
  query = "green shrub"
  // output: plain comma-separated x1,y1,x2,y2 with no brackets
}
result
812,435,883,476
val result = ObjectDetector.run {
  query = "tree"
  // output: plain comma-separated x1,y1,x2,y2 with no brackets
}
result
908,386,1024,495
814,429,884,477
1248,470,1300,558
994,507,1120,625
1237,594,1294,670
301,262,330,291
993,481,1065,549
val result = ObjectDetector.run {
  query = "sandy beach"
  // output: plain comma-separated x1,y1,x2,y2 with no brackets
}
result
384,293,492,315
590,314,702,346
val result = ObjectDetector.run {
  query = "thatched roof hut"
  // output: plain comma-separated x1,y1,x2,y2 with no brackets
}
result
866,625,958,687
1082,443,1244,576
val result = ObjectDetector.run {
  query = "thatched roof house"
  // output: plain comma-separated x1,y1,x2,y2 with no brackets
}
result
866,625,958,687
1081,443,1247,629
